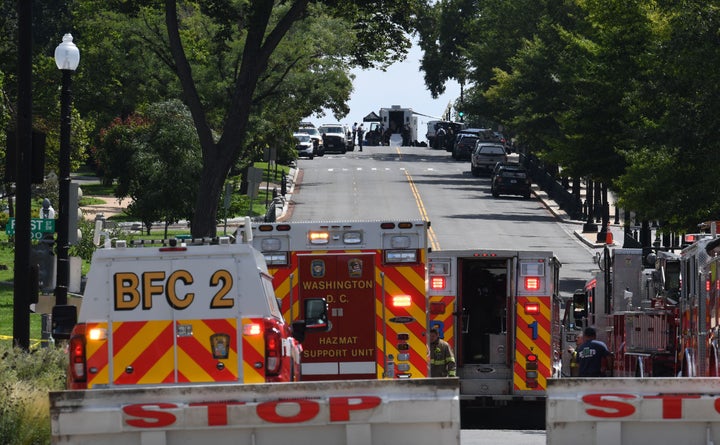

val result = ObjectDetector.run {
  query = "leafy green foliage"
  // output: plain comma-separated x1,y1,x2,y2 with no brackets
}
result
0,343,67,445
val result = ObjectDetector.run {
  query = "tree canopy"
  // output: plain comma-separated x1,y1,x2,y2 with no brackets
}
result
417,0,720,232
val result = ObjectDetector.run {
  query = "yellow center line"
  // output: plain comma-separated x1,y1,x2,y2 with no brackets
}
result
405,169,440,251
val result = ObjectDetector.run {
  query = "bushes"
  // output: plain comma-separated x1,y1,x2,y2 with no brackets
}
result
0,344,67,445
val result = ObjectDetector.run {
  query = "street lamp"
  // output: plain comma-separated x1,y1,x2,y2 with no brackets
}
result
54,33,79,306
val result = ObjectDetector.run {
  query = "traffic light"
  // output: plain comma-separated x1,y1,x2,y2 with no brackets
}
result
458,111,464,122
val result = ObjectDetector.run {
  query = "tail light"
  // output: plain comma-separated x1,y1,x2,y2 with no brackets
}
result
68,324,87,389
525,353,539,388
264,323,282,376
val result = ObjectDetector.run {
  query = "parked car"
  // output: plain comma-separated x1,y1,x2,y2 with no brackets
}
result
293,133,314,160
490,163,531,199
318,123,349,153
297,123,324,156
451,128,500,155
470,143,507,176
452,135,478,160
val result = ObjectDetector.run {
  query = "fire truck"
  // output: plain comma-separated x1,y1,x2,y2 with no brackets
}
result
426,249,562,405
564,247,681,378
248,220,430,380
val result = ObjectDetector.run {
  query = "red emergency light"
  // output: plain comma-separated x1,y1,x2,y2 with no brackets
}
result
524,277,540,291
430,276,446,290
524,303,540,314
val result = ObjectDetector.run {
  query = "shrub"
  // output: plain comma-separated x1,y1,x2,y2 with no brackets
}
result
0,344,67,445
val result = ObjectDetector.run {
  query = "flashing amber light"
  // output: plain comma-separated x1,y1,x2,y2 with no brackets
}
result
88,328,107,341
309,231,330,244
430,276,446,290
524,303,540,315
243,323,262,336
258,224,274,232
397,222,413,229
393,295,412,308
525,277,540,291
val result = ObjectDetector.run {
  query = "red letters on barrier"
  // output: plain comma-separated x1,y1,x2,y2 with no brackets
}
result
581,393,709,419
122,396,383,428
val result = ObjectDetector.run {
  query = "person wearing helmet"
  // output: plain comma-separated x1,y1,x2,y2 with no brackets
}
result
429,326,456,377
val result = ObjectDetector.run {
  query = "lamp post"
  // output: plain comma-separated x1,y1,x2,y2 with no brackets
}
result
54,33,79,307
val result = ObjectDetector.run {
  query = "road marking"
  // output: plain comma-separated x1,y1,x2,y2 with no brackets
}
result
404,170,439,251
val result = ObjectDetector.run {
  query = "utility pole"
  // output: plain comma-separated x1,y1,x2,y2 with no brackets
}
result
13,0,33,350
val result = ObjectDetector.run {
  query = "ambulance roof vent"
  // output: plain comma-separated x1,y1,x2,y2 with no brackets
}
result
115,240,127,249
218,236,230,245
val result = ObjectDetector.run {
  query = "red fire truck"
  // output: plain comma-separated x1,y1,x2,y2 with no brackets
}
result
248,220,430,380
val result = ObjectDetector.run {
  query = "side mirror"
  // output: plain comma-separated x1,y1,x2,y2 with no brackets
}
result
52,305,77,340
291,298,331,343
304,298,330,331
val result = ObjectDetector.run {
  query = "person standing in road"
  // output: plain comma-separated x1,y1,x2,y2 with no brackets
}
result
429,326,456,377
357,124,365,151
577,326,612,377
352,122,358,147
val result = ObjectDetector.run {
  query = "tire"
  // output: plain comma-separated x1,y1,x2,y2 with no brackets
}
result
492,190,499,198
471,166,479,177
341,148,347,154
523,192,530,199
309,154,314,160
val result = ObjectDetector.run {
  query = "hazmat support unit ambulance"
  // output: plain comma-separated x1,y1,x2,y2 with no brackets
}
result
248,220,430,380
49,223,460,444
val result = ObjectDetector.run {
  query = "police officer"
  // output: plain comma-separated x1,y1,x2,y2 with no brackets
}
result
429,326,456,377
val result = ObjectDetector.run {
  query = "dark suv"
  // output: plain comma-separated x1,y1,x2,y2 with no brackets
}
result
490,163,531,199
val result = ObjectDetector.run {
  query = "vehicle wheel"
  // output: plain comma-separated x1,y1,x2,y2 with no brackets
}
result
309,154,314,160
341,148,347,154
492,190,499,198
471,167,479,177
523,192,530,199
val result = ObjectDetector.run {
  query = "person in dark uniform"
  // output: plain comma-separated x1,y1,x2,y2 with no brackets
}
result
577,326,612,377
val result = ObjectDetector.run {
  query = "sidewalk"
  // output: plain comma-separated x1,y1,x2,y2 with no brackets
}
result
531,183,623,249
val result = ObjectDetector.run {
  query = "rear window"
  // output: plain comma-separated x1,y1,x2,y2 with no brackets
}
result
499,168,527,178
459,137,478,146
478,145,506,155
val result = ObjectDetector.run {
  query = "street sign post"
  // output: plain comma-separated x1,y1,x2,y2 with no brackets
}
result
6,217,55,240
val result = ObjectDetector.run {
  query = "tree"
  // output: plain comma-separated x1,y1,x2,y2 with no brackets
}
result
95,99,201,236
161,0,421,237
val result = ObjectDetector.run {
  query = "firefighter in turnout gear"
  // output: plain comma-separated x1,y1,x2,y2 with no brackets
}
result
429,326,456,377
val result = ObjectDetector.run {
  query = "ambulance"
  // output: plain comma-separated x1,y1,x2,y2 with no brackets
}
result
56,223,330,389
427,249,562,405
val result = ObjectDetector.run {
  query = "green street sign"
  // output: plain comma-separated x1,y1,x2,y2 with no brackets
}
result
6,217,55,239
